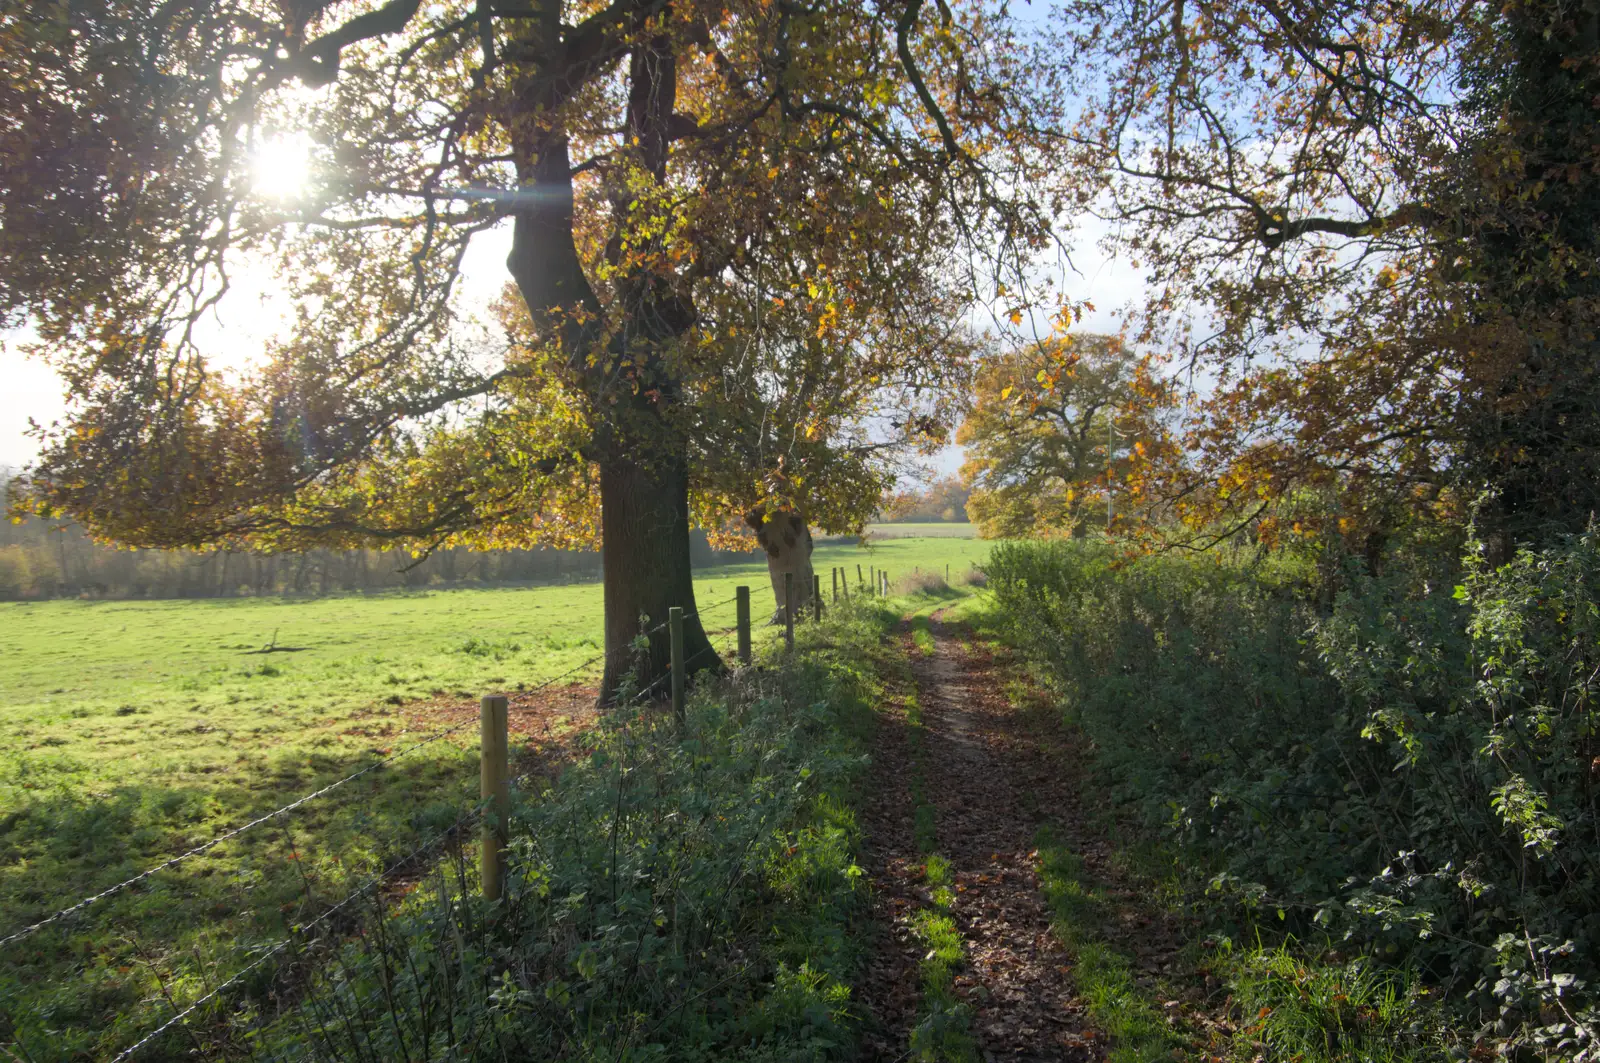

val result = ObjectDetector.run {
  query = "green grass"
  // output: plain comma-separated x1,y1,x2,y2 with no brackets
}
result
819,535,991,589
1036,836,1447,1063
860,522,978,539
0,538,987,1061
1218,944,1447,1063
1034,830,1185,1063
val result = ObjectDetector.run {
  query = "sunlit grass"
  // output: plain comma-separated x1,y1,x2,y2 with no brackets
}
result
0,538,988,1058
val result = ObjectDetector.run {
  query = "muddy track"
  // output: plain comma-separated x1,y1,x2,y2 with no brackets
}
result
856,611,1105,1061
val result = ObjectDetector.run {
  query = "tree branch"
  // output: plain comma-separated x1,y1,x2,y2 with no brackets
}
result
894,0,963,160
295,0,426,86
1256,201,1433,249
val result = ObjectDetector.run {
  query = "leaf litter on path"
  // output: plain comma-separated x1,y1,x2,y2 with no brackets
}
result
855,612,1104,1061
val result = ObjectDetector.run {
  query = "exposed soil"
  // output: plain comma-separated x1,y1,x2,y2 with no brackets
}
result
856,611,1106,1061
401,681,601,787
339,684,603,902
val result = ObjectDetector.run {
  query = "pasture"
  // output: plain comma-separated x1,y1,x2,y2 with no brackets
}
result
0,535,990,1059
860,521,976,538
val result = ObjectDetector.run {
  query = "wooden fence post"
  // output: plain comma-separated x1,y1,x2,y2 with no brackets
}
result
480,694,509,902
869,566,876,596
736,585,752,665
831,567,838,602
784,571,795,651
813,573,822,621
856,563,863,590
669,606,685,724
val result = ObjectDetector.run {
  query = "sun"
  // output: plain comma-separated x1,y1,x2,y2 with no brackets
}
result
251,131,314,200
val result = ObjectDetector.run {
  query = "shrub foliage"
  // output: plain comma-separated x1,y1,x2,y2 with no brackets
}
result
235,609,888,1062
987,538,1600,1054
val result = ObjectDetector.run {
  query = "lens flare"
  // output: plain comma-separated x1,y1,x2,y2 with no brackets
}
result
251,132,314,200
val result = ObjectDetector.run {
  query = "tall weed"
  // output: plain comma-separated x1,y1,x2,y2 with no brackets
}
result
230,608,887,1062
987,535,1600,1055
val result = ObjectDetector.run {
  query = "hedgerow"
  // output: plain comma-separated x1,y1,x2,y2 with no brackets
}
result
986,535,1600,1058
243,605,890,1062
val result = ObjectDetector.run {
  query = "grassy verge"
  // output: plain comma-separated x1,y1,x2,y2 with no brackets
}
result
1037,824,1448,1063
1034,827,1189,1063
961,574,1452,1063
908,845,978,1063
171,597,895,1062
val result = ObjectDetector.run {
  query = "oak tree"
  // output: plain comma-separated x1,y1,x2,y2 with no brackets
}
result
957,333,1144,538
1039,0,1600,553
0,0,1048,698
880,475,973,523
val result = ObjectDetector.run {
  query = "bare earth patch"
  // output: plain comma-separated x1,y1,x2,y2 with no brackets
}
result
401,681,602,786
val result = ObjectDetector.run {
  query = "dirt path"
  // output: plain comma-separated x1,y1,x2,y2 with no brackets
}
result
856,611,1105,1061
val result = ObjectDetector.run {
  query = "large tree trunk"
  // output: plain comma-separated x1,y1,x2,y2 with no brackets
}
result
745,508,814,624
599,445,720,704
506,22,713,705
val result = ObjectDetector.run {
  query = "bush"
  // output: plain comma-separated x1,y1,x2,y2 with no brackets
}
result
247,605,889,1062
986,535,1600,1054
893,570,953,596
0,545,33,598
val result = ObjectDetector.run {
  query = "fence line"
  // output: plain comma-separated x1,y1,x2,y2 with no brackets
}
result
120,603,749,1058
109,802,482,1063
11,587,785,1062
0,598,747,950
0,718,478,950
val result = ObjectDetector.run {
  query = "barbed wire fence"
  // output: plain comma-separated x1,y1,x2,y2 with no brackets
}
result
0,587,787,1062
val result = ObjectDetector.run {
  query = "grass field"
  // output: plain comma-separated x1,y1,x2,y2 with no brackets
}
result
0,535,990,1060
860,521,977,538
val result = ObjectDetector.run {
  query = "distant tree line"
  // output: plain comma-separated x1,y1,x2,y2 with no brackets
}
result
877,477,972,524
0,473,759,601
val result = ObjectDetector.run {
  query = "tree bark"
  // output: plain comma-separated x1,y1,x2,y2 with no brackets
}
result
505,19,715,705
598,443,720,705
745,508,815,624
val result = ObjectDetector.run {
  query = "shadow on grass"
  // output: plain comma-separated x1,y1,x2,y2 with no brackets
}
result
0,744,482,1061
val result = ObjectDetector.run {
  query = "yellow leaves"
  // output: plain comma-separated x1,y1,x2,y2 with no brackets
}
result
1008,309,1024,326
1000,385,1014,400
864,76,897,108
816,301,840,336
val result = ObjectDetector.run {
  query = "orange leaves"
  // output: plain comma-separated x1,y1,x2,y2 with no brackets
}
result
960,333,1159,538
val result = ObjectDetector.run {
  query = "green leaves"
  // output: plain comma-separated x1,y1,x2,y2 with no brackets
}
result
987,534,1600,1040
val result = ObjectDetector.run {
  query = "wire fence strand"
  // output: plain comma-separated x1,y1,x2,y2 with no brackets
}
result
116,602,745,1057
3,597,743,949
109,802,480,1063
0,716,482,950
28,588,758,1060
